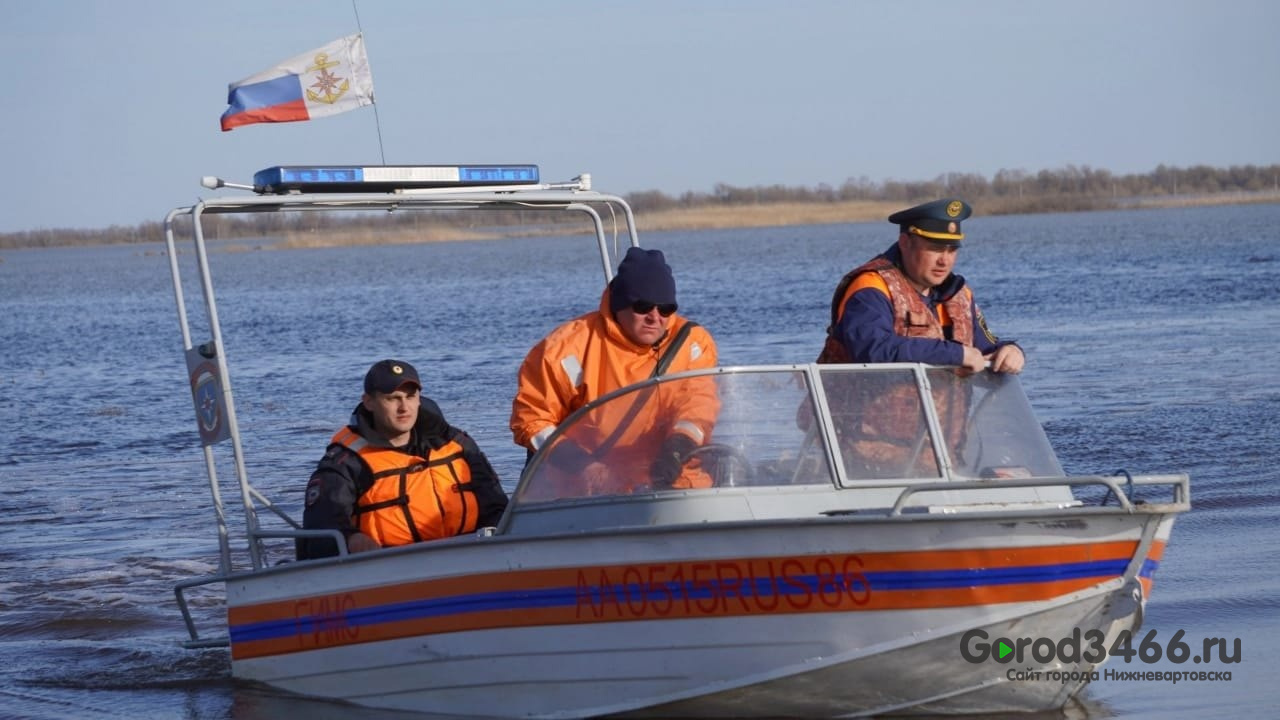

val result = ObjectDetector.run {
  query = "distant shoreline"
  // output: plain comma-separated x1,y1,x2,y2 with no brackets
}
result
260,191,1280,251
3,190,1278,253
634,191,1280,232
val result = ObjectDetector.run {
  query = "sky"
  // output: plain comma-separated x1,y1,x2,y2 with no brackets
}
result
3,0,1278,234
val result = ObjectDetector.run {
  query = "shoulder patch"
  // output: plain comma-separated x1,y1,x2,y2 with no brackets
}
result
689,341,703,361
304,477,322,507
975,306,998,343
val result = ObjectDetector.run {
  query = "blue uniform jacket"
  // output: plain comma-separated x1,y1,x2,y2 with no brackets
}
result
835,243,1014,365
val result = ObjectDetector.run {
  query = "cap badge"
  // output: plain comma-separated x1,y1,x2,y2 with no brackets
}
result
948,222,958,234
391,365,403,375
946,201,964,218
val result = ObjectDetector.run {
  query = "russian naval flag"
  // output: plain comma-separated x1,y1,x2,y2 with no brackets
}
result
220,33,374,131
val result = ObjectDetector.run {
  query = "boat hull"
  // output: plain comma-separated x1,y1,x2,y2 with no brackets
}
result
228,510,1174,718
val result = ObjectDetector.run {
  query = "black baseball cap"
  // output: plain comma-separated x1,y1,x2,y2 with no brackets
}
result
363,359,421,394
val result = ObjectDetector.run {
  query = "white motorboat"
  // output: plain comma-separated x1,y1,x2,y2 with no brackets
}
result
167,165,1189,718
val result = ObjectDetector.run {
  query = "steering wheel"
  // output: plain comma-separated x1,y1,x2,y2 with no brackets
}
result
685,443,754,487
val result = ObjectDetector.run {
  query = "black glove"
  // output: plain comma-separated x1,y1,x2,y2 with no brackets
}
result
651,434,698,488
545,438,594,474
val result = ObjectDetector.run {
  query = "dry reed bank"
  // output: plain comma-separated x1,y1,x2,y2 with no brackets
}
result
4,160,1278,250
633,191,1280,232
271,191,1280,250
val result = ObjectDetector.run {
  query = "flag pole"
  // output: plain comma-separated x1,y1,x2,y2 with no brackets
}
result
352,0,387,164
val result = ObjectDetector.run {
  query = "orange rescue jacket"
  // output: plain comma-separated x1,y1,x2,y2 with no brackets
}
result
511,287,720,494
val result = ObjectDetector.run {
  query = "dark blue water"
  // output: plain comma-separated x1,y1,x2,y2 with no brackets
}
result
1,203,1277,718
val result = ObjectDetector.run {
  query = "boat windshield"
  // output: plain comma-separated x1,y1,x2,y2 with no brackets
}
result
817,366,1064,483
515,365,1063,503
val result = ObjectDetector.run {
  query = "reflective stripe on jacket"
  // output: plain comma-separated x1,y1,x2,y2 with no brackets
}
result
331,426,479,547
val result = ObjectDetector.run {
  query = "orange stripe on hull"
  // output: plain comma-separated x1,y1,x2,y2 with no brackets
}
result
229,541,1152,660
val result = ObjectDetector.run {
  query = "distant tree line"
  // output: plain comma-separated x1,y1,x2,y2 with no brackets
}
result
3,163,1278,249
623,162,1280,214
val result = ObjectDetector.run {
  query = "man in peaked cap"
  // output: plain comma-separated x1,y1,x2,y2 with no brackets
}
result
511,247,720,498
298,359,509,559
817,198,1024,374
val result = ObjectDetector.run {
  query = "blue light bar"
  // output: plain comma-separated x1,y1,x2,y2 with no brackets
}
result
252,164,541,194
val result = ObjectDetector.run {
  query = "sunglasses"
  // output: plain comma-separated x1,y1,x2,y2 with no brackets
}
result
630,300,678,317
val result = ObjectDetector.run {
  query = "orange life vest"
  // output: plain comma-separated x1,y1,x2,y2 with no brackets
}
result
331,427,480,547
818,256,975,363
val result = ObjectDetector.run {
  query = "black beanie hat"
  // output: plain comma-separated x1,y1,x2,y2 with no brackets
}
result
608,247,677,314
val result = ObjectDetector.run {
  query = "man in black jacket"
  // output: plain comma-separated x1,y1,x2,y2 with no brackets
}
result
297,359,508,560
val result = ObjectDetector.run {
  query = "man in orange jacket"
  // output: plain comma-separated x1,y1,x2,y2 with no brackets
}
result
511,247,720,498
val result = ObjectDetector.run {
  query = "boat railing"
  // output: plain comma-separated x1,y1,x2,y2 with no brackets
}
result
172,574,232,649
882,473,1190,516
172,527,349,649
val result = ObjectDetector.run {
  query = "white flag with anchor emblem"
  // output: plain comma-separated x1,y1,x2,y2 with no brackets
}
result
221,33,375,131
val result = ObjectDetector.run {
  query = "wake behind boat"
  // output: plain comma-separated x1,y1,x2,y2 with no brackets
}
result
165,165,1189,718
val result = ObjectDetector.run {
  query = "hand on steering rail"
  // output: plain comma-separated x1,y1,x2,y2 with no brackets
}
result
651,433,698,488
959,345,987,375
583,461,613,495
985,344,1025,374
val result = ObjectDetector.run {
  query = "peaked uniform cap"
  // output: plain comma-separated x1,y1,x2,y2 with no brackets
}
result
888,198,972,242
